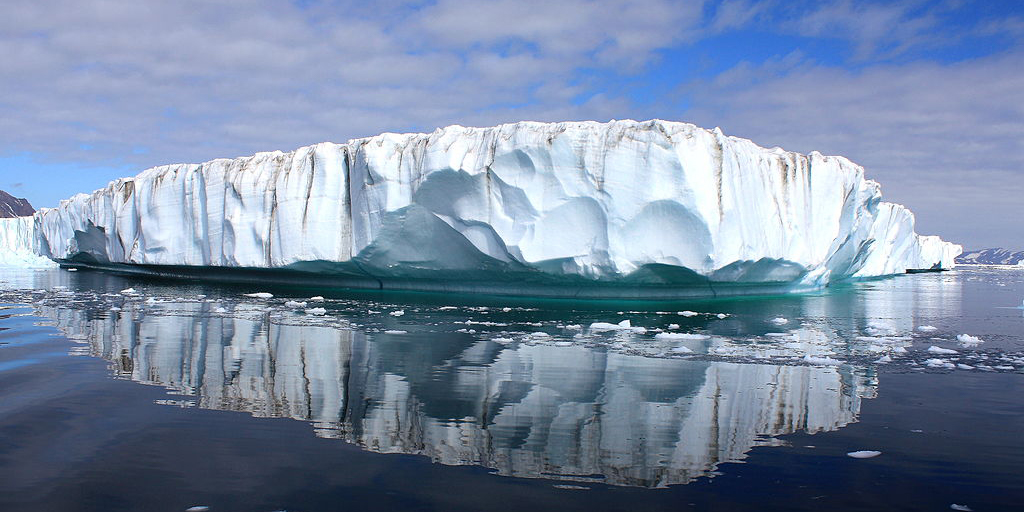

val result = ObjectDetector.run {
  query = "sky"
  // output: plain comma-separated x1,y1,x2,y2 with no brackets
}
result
1,0,1021,249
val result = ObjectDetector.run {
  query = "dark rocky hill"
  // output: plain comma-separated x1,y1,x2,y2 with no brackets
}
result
0,190,35,218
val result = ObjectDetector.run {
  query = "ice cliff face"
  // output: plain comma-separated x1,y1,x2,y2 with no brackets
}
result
26,120,959,294
0,217,54,268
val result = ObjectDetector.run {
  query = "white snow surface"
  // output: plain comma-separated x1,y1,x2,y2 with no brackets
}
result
14,120,958,290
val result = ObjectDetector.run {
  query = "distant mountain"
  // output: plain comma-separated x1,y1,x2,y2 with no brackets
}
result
956,248,1024,265
0,190,35,218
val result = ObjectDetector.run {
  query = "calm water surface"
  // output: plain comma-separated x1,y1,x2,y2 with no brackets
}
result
0,266,1022,511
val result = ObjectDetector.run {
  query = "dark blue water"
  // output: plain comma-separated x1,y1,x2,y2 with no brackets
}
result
0,266,1021,511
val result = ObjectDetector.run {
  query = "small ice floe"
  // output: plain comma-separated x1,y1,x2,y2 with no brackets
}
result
678,310,699,317
384,330,408,334
563,324,582,330
957,363,975,370
846,450,881,459
120,288,136,294
309,296,325,301
716,313,728,319
671,346,694,353
305,307,327,316
145,297,160,304
928,346,959,355
589,320,646,333
66,267,78,272
185,507,210,512
530,332,551,338
803,354,840,365
492,337,514,343
284,300,307,308
667,323,680,330
502,307,512,312
214,307,227,313
196,294,206,299
916,325,938,332
389,310,405,317
655,332,709,341
110,306,121,312
770,317,789,325
243,292,273,299
875,355,893,363
552,484,590,490
956,334,984,346
925,358,956,369
950,505,973,511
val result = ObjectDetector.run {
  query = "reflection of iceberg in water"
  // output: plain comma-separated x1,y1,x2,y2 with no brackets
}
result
36,301,874,487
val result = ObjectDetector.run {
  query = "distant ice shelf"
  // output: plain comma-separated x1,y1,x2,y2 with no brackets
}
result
6,119,960,297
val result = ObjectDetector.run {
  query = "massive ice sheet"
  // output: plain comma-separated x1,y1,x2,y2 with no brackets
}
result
0,217,55,268
27,120,959,294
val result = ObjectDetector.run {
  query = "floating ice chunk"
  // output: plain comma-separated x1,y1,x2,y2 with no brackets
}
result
893,346,908,354
243,292,273,299
875,355,893,363
956,334,983,346
120,288,136,294
846,450,881,459
803,354,840,365
389,310,405,317
667,323,680,330
589,319,645,333
186,507,210,512
384,330,408,334
928,346,958,355
284,300,307,308
916,325,938,332
655,332,709,341
716,313,728,319
110,306,121,311
309,296,325,301
956,363,974,370
502,307,512,312
196,294,206,299
305,307,327,316
678,311,699,317
770,317,789,325
563,324,582,330
530,332,551,338
145,297,159,304
925,358,956,369
492,337,514,343
66,267,77,271
950,505,973,511
214,307,227,313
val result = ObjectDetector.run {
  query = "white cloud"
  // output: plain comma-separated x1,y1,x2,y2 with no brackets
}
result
0,0,695,169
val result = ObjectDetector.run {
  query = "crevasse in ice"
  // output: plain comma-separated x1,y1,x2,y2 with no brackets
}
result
9,120,960,294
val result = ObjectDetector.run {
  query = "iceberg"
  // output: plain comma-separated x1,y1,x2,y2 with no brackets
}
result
14,119,958,297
